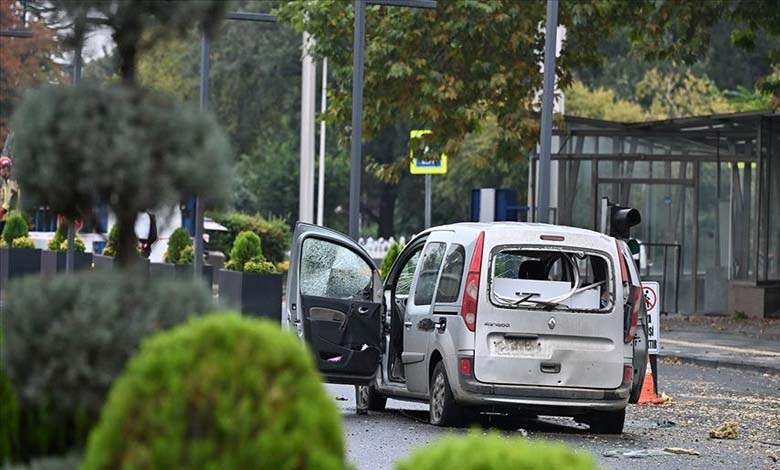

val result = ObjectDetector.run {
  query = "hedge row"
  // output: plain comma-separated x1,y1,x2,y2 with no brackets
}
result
207,211,290,264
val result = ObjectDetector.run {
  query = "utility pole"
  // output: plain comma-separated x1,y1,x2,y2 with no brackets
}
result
348,0,437,240
66,42,83,273
299,32,316,224
194,12,277,277
316,58,328,226
536,0,558,224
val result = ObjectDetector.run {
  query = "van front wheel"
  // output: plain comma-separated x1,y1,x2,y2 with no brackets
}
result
429,361,462,427
587,408,626,434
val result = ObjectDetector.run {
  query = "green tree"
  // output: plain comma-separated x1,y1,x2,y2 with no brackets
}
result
565,81,647,122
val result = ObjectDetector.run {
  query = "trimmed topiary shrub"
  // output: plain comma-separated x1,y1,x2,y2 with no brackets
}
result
1,272,216,460
10,237,35,250
1,211,29,246
164,227,192,264
101,225,120,257
178,245,195,265
395,431,597,470
207,211,290,264
46,223,86,252
380,241,403,280
225,231,263,272
83,314,345,470
243,259,277,274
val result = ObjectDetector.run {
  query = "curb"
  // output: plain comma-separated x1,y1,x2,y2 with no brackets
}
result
659,352,780,376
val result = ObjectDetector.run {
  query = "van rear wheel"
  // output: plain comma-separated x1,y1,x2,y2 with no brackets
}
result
356,384,387,412
429,361,462,426
587,408,626,434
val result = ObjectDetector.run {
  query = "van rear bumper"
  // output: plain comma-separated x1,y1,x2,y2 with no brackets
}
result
457,375,630,411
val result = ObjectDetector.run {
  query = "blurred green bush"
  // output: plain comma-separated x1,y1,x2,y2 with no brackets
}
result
380,241,403,281
1,212,29,246
207,212,290,264
225,231,263,272
83,314,345,470
164,227,192,264
1,271,215,461
395,431,597,470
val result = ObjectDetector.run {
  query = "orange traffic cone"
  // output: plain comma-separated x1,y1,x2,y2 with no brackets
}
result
638,356,668,405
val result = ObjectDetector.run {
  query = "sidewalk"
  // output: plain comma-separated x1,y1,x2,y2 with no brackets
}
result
658,315,780,375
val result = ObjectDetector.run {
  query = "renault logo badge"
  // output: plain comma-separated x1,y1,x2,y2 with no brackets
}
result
548,317,556,330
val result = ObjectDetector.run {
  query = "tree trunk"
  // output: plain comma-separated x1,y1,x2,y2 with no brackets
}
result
115,211,139,268
377,182,399,239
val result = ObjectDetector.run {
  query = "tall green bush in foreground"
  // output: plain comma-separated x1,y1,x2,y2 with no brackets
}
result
1,272,215,460
83,314,345,470
380,241,403,280
395,431,597,470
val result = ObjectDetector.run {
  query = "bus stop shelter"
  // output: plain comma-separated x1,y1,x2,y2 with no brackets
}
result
529,111,779,317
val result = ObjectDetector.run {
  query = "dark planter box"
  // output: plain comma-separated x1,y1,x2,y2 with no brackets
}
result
40,250,93,277
149,262,213,286
218,269,283,322
92,255,150,276
0,247,42,290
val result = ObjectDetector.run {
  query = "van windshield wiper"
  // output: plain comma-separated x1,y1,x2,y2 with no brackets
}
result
494,293,570,311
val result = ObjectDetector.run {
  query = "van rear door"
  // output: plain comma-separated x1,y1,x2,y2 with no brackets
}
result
473,231,626,389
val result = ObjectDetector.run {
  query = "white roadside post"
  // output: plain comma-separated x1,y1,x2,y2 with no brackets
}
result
642,281,661,394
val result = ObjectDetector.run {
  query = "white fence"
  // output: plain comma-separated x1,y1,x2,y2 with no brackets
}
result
358,236,407,261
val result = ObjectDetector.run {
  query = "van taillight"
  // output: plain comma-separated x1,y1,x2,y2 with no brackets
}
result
625,286,642,344
460,231,484,332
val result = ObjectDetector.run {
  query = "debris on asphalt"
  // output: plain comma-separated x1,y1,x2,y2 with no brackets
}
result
516,428,528,437
604,447,700,458
658,392,673,404
603,449,667,459
709,421,739,439
656,419,676,428
663,447,701,456
767,449,779,463
335,396,348,401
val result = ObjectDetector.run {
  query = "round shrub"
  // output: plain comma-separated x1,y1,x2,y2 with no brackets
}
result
10,237,35,250
226,231,263,272
59,237,86,252
164,227,192,264
243,259,277,274
395,431,597,470
47,223,68,250
101,225,120,257
2,272,216,433
83,314,345,470
178,245,195,264
1,211,28,245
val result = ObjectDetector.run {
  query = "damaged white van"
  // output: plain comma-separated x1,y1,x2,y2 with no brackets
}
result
287,222,648,434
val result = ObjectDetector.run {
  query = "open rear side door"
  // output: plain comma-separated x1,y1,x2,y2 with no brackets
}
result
288,223,384,385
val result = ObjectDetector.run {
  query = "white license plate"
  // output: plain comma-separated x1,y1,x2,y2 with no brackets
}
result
492,337,552,358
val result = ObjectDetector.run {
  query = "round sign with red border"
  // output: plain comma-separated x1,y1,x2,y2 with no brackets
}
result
643,285,657,312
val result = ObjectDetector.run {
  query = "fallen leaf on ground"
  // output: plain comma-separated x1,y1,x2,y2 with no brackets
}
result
663,447,701,456
709,421,739,439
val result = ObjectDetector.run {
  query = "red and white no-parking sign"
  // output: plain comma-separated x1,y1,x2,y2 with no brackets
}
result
642,281,661,354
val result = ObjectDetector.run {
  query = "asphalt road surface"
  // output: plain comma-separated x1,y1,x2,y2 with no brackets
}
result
329,361,780,469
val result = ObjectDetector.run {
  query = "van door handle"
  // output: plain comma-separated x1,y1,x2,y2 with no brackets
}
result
404,321,413,329
540,362,561,374
504,333,539,340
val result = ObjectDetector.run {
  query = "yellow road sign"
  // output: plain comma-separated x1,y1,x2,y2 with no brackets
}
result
409,129,447,175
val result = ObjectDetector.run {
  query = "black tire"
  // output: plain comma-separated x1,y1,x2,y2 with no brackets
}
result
587,408,626,434
355,384,387,413
429,361,463,426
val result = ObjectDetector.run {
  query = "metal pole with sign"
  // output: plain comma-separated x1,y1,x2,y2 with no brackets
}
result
643,281,661,394
537,0,558,224
409,130,446,229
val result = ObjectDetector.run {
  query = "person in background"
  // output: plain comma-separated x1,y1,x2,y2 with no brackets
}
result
0,155,20,234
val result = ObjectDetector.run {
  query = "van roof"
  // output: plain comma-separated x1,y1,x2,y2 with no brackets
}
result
421,222,616,244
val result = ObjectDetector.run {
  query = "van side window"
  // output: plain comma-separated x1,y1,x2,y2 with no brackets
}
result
435,244,465,303
413,242,446,306
395,249,421,297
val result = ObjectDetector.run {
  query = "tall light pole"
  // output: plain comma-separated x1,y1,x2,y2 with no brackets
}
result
316,57,328,226
195,12,277,277
536,0,558,224
348,0,437,240
299,31,316,224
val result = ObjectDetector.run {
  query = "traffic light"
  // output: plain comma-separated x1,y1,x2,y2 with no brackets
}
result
610,204,641,239
600,197,641,243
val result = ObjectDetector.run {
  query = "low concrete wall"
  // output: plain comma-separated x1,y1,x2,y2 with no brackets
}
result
728,281,780,318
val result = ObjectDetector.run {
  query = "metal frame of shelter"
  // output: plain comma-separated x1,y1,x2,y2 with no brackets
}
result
528,111,780,315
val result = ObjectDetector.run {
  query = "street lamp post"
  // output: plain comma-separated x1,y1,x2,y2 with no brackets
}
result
347,0,437,241
536,0,559,224
194,11,277,278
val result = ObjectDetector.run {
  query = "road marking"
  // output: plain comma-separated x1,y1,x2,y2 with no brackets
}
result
663,339,780,357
